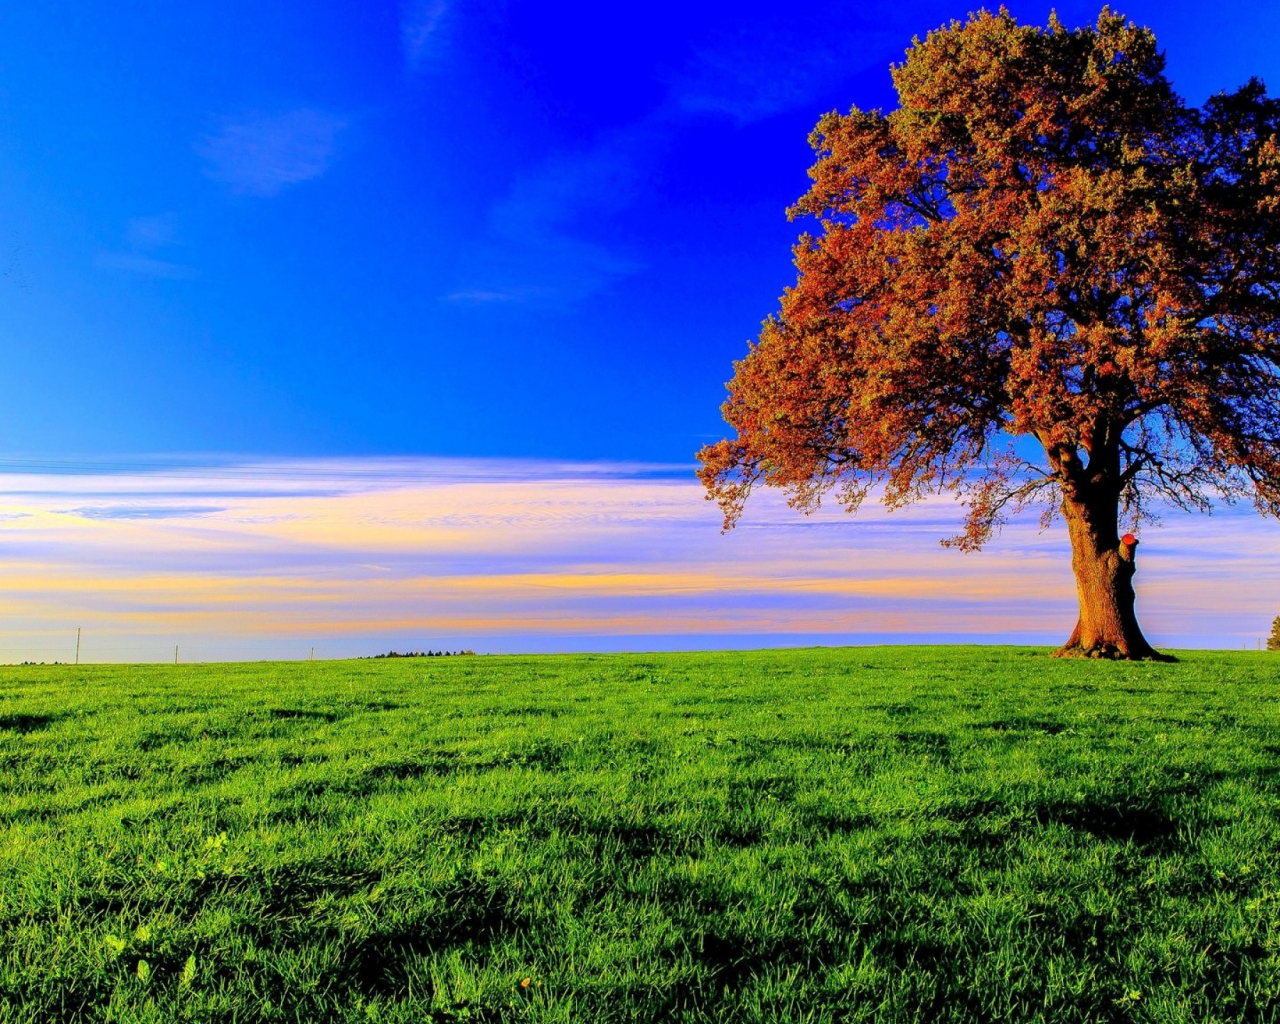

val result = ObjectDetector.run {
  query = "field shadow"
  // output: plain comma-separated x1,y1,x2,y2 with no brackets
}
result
257,860,382,918
481,704,564,718
803,809,879,835
688,931,777,989
0,792,113,823
432,810,737,860
364,752,465,782
268,744,570,822
336,878,526,997
971,717,1069,735
868,702,922,721
270,708,339,722
356,700,404,713
0,712,58,734
647,898,854,1016
363,742,566,784
888,730,952,759
728,773,797,803
939,794,1183,852
1041,801,1180,848
179,755,251,787
135,725,234,750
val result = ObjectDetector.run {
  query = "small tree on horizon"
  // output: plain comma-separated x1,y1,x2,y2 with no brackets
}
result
1268,615,1280,652
699,7,1280,660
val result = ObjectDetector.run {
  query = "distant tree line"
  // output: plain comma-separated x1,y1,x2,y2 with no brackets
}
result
365,650,475,659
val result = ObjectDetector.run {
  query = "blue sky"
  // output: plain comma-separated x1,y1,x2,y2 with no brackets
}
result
2,0,1279,462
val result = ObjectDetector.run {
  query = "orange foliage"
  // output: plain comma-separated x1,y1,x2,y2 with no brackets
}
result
699,7,1280,552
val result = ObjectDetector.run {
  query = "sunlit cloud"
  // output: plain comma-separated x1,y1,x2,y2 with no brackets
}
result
0,456,1275,661
197,110,345,197
67,505,226,520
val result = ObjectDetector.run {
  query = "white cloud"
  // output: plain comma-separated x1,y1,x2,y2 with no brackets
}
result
673,49,867,124
446,123,655,306
401,0,448,70
666,2,961,124
443,289,526,304
196,110,345,197
95,253,199,280
671,31,892,124
98,212,195,278
123,214,179,250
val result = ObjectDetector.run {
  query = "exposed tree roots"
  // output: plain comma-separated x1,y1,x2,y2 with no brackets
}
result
1053,642,1176,662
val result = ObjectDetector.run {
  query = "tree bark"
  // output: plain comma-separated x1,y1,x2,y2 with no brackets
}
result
1053,487,1171,661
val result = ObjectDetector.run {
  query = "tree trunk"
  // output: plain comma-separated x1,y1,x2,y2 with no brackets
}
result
1053,489,1171,661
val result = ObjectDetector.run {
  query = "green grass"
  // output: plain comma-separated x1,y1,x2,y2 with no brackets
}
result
2,647,1280,1022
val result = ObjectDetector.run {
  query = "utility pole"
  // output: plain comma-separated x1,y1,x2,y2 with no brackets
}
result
175,645,179,665
309,647,314,662
75,627,81,666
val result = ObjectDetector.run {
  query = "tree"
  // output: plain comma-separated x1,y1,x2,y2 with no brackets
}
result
698,7,1280,660
1268,615,1280,652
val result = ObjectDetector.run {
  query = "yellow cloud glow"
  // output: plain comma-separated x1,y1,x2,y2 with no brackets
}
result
0,457,1275,660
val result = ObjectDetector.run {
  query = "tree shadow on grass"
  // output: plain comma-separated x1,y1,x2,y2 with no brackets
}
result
971,716,1069,735
334,878,527,998
868,702,923,721
0,712,57,734
269,708,340,722
178,755,251,787
1044,801,1180,849
668,931,780,1003
937,793,1187,854
0,792,113,824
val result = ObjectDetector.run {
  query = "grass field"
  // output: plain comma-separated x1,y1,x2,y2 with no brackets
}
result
2,647,1280,1023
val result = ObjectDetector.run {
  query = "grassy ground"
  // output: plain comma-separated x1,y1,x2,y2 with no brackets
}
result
2,647,1279,1023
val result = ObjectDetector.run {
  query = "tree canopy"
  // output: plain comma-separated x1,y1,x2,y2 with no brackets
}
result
698,7,1280,657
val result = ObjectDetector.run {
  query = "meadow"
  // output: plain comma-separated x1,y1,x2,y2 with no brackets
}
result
2,647,1279,1023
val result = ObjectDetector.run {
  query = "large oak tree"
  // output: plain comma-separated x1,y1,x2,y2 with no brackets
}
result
699,7,1280,660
